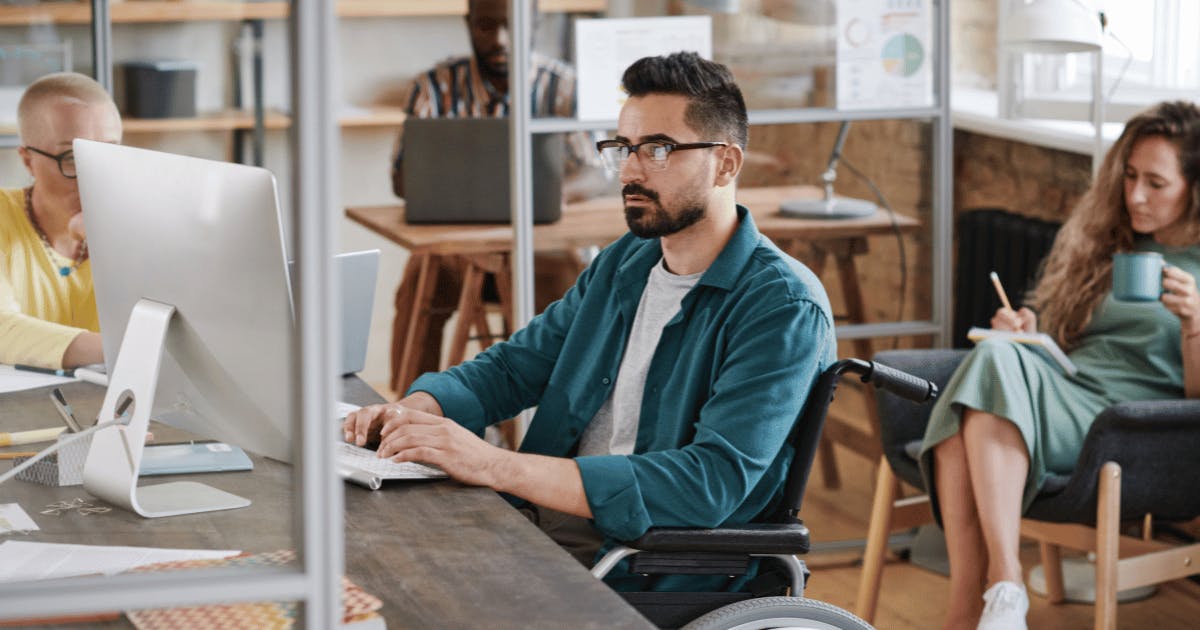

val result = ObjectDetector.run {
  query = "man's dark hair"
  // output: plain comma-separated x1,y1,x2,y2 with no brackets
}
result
620,52,749,149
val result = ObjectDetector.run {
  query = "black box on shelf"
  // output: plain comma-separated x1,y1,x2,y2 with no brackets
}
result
119,59,198,119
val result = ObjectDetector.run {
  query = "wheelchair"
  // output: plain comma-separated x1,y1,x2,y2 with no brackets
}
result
591,358,940,630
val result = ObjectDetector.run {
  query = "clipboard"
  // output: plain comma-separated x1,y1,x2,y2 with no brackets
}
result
139,442,254,476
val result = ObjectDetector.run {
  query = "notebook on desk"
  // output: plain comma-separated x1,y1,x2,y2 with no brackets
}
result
402,117,564,224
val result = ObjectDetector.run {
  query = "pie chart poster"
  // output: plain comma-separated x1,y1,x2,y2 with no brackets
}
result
836,0,934,110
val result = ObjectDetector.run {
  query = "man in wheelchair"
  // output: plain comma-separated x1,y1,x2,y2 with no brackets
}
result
344,52,838,622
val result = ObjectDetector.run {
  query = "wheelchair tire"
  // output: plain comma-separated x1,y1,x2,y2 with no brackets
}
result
679,596,874,630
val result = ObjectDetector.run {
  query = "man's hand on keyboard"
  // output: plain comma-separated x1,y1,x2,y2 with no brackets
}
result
373,403,510,489
343,392,444,448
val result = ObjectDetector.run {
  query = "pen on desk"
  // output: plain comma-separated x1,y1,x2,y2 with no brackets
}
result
0,451,38,460
50,388,83,433
0,427,64,447
13,364,75,378
990,271,1015,312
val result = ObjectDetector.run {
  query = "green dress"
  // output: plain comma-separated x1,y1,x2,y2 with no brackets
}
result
920,239,1200,515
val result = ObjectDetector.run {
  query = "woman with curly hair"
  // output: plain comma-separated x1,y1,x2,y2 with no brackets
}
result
920,100,1200,630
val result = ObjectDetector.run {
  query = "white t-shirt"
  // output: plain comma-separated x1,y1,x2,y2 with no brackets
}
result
578,257,702,456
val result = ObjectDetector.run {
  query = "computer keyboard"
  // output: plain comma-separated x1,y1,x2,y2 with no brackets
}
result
336,442,447,480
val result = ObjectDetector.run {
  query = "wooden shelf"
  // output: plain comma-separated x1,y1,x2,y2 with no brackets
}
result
122,110,290,133
0,0,606,26
0,2,286,26
339,106,407,128
338,0,607,17
119,106,406,134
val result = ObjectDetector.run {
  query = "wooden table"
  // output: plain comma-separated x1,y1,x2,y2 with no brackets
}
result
0,379,652,629
348,185,921,396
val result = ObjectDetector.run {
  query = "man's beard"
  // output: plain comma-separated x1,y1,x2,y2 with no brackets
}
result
476,50,508,79
622,184,706,239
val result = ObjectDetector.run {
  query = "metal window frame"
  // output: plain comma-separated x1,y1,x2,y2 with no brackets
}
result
0,1,342,623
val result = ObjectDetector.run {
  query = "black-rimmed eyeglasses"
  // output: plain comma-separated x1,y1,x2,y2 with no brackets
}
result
595,139,727,173
23,146,76,179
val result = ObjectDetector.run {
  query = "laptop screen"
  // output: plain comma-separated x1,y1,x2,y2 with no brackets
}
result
402,117,564,224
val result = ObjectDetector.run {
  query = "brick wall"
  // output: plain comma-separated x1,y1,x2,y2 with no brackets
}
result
954,129,1092,223
737,0,1092,348
742,119,933,339
745,123,1091,353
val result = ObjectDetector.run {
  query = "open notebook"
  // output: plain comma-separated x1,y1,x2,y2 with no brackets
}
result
335,402,447,489
967,327,1078,376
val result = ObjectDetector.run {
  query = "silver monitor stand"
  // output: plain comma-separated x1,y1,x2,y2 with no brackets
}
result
82,299,250,518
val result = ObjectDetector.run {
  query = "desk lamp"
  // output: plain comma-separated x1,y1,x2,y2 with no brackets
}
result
779,120,876,219
1002,0,1105,173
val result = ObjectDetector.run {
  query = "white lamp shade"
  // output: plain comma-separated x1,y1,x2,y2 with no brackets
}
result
1004,0,1102,53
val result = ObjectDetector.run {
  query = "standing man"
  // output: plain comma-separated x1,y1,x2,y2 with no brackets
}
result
350,52,835,591
0,72,122,369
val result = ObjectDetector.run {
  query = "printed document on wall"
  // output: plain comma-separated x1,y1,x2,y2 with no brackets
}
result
575,16,712,121
836,0,933,110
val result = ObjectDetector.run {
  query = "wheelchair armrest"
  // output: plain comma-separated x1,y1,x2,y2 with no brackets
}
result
624,522,811,556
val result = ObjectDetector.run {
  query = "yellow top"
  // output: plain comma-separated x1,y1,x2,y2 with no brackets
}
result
0,187,97,368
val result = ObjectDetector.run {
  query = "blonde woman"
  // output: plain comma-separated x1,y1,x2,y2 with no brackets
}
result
921,101,1200,630
0,72,122,369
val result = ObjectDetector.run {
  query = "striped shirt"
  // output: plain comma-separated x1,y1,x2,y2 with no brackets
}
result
391,53,594,194
404,53,575,119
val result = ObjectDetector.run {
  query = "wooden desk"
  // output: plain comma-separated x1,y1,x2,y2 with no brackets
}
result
0,380,652,629
347,185,921,396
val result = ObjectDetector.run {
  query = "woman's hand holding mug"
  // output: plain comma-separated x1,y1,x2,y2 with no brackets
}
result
1161,264,1200,336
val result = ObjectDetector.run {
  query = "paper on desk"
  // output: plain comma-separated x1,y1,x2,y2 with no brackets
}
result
0,364,75,394
0,503,39,534
0,541,240,583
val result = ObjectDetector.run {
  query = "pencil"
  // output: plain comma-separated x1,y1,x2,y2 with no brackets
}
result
0,451,38,460
13,363,74,378
0,427,64,447
990,271,1014,312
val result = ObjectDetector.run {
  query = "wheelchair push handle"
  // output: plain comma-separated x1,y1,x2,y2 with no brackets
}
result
831,358,939,403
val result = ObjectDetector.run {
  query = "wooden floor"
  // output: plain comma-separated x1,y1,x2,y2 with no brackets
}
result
368,369,1200,629
798,393,1200,630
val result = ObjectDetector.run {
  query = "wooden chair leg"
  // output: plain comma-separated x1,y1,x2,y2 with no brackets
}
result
855,457,899,623
1038,541,1066,603
496,419,519,450
817,436,842,489
397,254,437,393
472,308,496,349
1094,462,1122,630
446,260,487,368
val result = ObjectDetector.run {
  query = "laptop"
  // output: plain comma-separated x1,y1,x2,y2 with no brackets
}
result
402,117,564,224
288,249,380,376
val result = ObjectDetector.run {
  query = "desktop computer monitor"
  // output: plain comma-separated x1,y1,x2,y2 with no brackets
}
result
75,139,296,517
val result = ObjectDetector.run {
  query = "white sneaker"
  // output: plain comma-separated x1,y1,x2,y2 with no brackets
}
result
977,581,1029,630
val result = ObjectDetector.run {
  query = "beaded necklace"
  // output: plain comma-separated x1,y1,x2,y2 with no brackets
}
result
24,186,87,277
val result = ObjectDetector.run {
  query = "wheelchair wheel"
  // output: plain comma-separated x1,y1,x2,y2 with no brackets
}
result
680,596,874,630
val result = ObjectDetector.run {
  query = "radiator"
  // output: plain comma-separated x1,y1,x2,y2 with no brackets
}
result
953,208,1061,348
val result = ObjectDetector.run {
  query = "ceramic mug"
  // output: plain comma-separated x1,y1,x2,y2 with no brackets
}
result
1112,252,1165,302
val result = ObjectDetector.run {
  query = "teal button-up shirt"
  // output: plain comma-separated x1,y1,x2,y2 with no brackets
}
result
411,205,835,568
